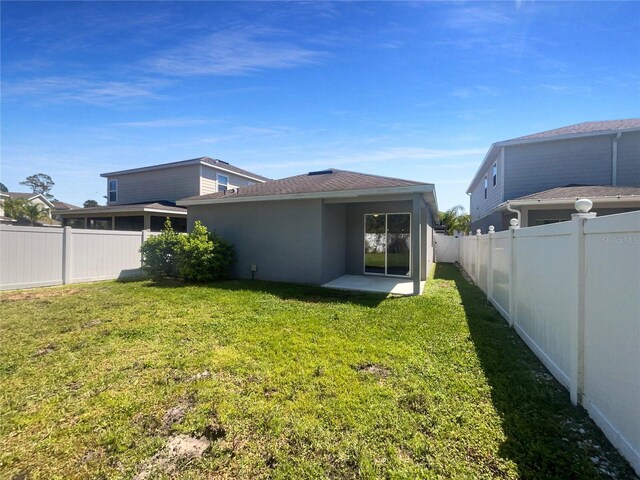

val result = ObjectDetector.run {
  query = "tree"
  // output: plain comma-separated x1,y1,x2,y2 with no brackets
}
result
0,182,8,192
22,202,48,226
19,173,55,200
439,205,470,235
1,197,28,219
83,199,99,208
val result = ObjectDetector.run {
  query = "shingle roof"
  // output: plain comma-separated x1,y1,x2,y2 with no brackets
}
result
507,119,640,142
52,200,80,210
199,157,270,182
101,157,270,182
180,169,430,202
58,201,187,215
515,185,640,201
4,192,39,200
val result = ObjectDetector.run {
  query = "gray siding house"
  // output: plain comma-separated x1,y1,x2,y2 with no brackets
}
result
178,169,438,295
56,157,268,231
467,119,640,232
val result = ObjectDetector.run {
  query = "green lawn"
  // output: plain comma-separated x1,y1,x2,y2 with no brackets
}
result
0,264,636,479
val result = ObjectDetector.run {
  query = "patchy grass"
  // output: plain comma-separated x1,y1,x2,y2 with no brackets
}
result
0,264,636,479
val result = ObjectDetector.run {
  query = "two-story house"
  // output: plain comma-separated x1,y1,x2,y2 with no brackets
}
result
467,119,640,232
56,157,269,231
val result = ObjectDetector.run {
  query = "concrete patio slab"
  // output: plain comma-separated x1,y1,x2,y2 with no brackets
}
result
322,275,425,296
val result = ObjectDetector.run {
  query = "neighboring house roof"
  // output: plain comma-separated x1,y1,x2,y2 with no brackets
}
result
493,185,640,212
178,168,439,217
510,119,640,142
3,192,55,208
57,200,187,216
100,157,270,183
466,118,640,193
52,200,80,210
515,185,640,201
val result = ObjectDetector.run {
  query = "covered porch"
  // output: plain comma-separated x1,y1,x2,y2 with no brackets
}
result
319,192,436,296
322,274,426,295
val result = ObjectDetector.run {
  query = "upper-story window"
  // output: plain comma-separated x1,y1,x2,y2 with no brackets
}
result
108,179,118,203
218,174,228,192
484,175,488,199
492,162,497,186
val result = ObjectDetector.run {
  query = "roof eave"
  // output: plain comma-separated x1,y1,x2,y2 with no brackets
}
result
178,184,436,206
56,206,188,216
101,159,268,183
493,195,640,211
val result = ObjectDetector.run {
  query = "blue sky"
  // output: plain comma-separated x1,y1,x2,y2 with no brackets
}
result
1,1,639,210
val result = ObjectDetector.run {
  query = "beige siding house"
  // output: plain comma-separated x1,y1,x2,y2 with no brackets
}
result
57,157,268,231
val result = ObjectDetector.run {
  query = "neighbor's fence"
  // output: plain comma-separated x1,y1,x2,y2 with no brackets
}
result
0,226,156,291
457,208,640,474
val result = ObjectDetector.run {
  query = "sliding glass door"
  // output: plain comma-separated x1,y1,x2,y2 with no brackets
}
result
364,213,411,277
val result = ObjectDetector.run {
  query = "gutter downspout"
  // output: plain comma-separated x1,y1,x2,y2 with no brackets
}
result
506,201,522,227
612,132,621,186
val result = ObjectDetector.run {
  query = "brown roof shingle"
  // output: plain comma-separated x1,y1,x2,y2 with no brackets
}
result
515,185,640,201
180,169,430,202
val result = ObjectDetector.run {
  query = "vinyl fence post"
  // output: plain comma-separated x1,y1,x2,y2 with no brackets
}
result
475,229,481,284
62,226,72,285
507,219,519,327
570,199,597,406
487,226,495,302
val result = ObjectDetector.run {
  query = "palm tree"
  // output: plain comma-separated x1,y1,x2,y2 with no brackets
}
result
1,197,28,220
439,205,470,235
22,202,48,226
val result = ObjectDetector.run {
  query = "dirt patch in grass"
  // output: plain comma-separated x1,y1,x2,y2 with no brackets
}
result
354,363,391,378
1,287,84,302
161,396,195,433
31,343,56,357
133,434,211,480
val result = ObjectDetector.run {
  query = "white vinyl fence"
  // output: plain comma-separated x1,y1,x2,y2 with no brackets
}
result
458,210,640,474
0,226,155,290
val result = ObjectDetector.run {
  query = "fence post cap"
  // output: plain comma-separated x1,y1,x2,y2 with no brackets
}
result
488,225,495,233
476,229,482,236
575,198,593,213
509,218,519,227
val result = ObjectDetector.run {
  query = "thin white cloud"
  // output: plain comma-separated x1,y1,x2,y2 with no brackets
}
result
243,147,486,170
146,28,324,76
452,85,500,99
2,76,165,106
112,117,217,128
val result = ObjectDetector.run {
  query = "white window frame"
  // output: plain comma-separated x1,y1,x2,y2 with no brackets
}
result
484,175,488,199
492,162,497,187
217,174,229,192
108,179,118,203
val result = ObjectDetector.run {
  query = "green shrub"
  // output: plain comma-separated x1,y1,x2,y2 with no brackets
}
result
139,219,185,279
139,219,235,282
178,221,235,282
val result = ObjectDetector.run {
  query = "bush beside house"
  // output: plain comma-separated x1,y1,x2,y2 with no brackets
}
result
140,219,235,282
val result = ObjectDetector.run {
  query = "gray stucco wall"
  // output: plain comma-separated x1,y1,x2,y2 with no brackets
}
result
189,197,436,286
109,164,201,205
344,201,413,276
188,199,324,285
617,131,640,187
503,136,614,200
470,211,506,234
321,203,347,284
424,205,434,279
